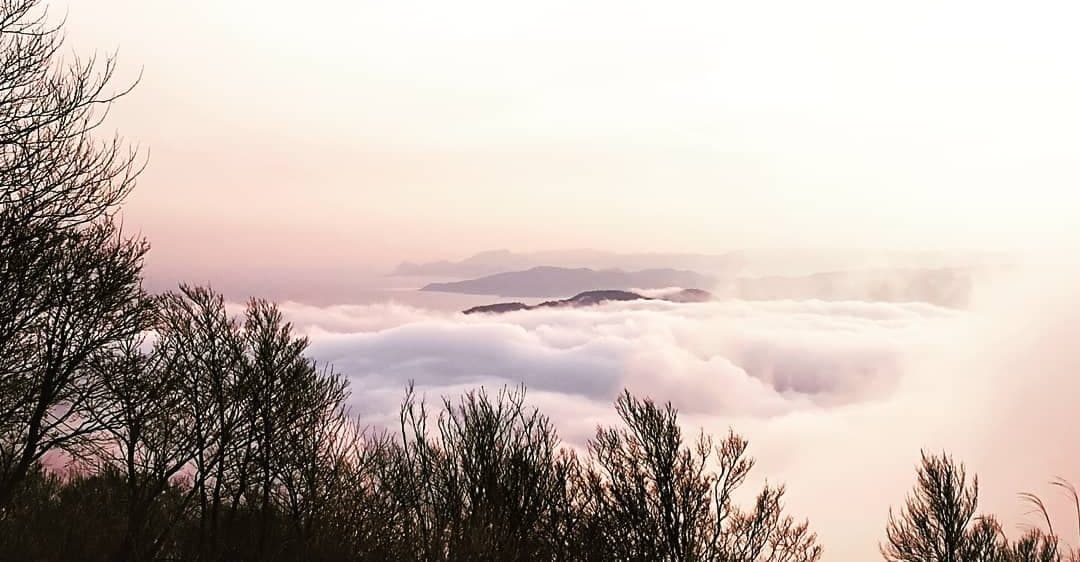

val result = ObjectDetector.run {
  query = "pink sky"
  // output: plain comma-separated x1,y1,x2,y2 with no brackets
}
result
57,0,1080,271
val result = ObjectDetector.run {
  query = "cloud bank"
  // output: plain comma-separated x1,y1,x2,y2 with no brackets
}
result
298,299,950,422
273,266,1080,560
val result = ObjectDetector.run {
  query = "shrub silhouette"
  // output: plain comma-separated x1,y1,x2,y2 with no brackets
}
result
389,385,577,561
578,391,822,561
883,452,1073,562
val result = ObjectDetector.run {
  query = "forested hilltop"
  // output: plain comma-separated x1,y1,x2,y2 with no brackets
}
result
0,1,1073,560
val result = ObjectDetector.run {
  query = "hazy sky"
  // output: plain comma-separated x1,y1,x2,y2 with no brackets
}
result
58,0,1080,270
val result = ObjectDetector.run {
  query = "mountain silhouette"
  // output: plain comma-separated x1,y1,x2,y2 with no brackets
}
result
462,289,713,314
423,266,716,298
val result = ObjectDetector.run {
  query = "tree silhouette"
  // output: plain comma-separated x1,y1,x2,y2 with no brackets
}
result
581,391,822,561
883,452,1067,562
0,0,148,507
81,332,200,561
393,384,578,561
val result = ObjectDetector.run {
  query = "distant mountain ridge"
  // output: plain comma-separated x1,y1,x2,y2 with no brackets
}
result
422,264,1000,308
394,248,1009,279
462,289,713,315
396,249,740,278
421,266,717,298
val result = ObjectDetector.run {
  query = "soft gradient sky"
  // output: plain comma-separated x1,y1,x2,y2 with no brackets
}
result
58,0,1080,270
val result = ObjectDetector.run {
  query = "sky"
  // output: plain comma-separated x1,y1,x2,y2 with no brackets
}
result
56,0,1080,272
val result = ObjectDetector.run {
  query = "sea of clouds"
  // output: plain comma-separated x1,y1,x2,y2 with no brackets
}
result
268,261,1080,560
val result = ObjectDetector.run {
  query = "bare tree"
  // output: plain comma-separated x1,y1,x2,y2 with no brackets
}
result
0,0,147,507
153,285,246,561
394,384,578,561
82,332,201,562
314,428,401,561
581,390,822,561
272,368,353,550
238,297,349,555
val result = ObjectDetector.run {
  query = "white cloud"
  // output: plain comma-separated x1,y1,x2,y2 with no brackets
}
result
297,299,952,423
